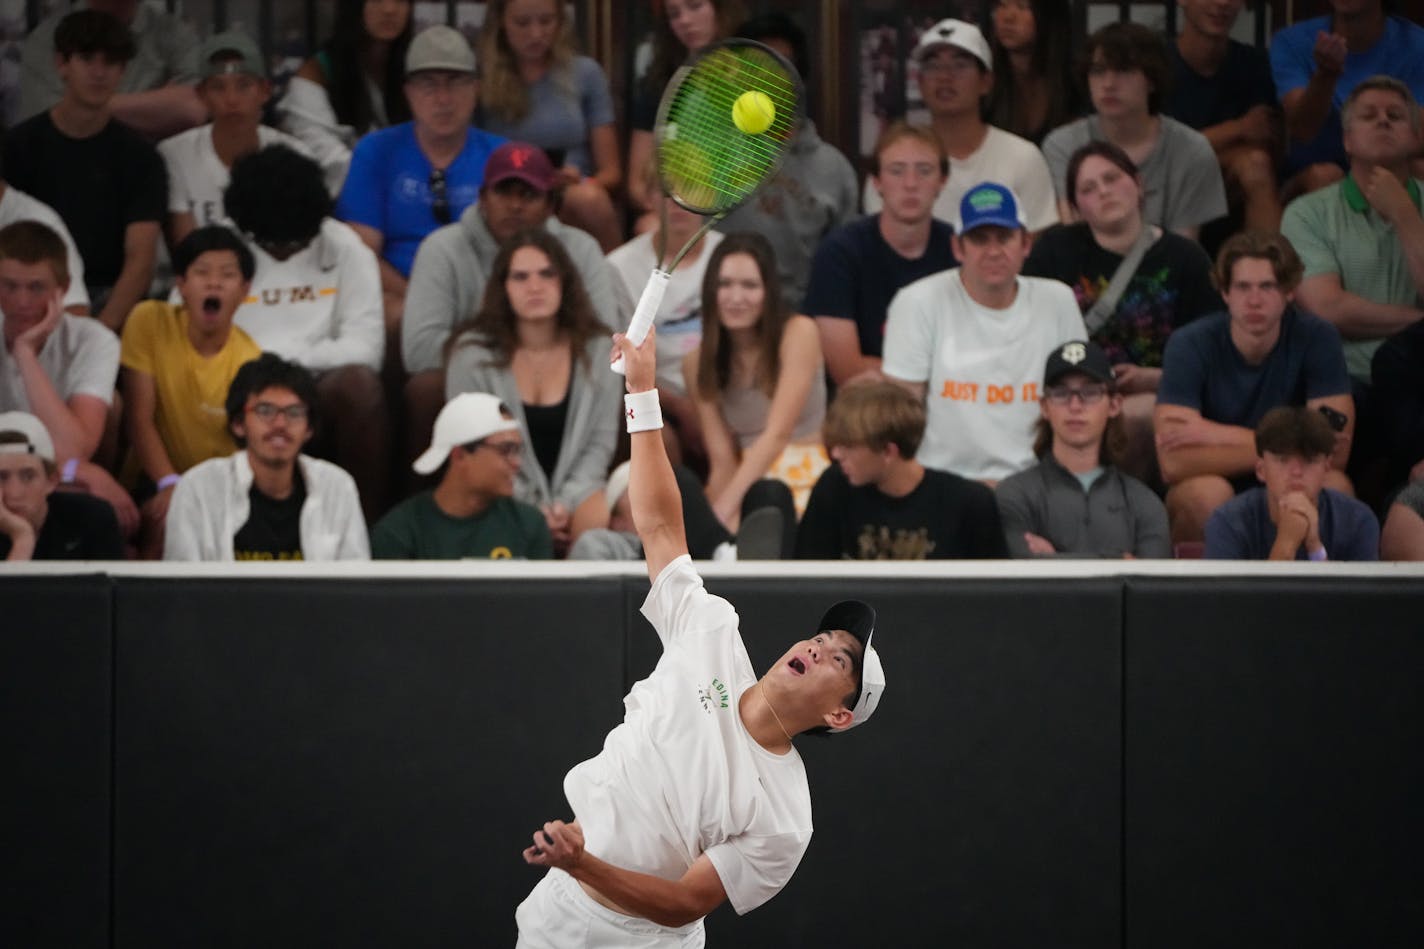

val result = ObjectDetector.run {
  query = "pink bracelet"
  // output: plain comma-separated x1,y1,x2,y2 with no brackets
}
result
61,458,79,483
157,473,181,491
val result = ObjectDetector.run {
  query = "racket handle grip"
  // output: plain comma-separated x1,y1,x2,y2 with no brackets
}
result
612,269,670,375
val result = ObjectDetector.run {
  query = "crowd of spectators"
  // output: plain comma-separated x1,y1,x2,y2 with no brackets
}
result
3,0,1423,565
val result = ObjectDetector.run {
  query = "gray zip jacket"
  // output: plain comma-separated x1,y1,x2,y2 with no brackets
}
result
995,454,1171,559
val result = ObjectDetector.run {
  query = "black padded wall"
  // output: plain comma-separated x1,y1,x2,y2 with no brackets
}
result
6,568,1421,948
111,578,624,948
0,575,113,949
1124,578,1424,949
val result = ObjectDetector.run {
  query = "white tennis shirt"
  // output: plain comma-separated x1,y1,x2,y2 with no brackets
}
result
563,555,813,916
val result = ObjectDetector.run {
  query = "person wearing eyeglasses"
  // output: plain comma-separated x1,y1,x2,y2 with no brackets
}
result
224,143,389,522
861,18,1058,236
370,391,551,559
995,340,1170,559
336,25,506,335
164,353,368,562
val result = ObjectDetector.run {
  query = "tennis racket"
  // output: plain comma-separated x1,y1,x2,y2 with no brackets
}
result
612,39,803,373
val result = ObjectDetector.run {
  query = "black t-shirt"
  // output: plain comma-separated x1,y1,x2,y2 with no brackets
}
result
233,470,307,561
2,112,167,289
794,464,1009,560
1022,223,1219,368
1165,40,1277,132
0,490,123,560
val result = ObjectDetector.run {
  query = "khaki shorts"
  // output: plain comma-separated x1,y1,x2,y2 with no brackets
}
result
515,868,705,948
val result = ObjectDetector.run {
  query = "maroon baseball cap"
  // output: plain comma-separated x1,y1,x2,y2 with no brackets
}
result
483,141,556,192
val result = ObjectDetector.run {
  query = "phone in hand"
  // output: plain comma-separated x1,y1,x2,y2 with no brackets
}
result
1317,404,1348,433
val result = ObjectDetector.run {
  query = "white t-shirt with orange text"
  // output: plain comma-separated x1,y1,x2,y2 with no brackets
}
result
883,269,1086,481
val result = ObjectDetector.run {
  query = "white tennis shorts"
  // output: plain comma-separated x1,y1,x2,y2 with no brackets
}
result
514,869,705,948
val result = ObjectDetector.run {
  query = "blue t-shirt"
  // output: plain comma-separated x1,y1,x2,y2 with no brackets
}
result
801,214,958,359
478,55,615,177
1157,306,1351,429
1167,39,1277,132
1205,486,1379,561
335,122,505,277
1270,15,1424,172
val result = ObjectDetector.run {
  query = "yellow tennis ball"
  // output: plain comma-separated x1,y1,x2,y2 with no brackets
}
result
732,90,775,135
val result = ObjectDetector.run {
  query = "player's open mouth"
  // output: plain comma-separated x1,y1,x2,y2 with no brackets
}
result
202,296,221,315
788,657,806,675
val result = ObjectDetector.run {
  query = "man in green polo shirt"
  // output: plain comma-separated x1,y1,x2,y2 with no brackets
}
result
1283,74,1424,502
1283,75,1424,385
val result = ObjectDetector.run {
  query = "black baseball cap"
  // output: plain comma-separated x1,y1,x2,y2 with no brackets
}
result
1044,340,1114,387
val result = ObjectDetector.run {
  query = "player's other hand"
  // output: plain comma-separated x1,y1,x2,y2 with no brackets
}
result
612,327,658,393
523,818,585,871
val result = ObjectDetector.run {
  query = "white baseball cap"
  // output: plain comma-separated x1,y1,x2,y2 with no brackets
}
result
913,18,992,71
412,393,520,474
0,411,56,464
819,600,885,733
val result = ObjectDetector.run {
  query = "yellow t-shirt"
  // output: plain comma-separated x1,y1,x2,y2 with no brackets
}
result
120,300,262,474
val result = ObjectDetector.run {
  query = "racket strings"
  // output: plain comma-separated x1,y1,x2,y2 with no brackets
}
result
655,45,800,215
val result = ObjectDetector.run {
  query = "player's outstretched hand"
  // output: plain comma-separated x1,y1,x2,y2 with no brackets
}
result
612,327,657,394
522,818,585,871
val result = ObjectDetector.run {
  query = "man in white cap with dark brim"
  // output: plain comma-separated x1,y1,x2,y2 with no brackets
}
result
516,327,886,947
0,410,122,560
370,392,551,560
884,182,1087,486
862,17,1058,233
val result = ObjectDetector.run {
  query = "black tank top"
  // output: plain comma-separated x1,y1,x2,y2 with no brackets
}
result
523,385,570,484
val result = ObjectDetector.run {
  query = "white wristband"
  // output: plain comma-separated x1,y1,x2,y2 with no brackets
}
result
625,389,663,433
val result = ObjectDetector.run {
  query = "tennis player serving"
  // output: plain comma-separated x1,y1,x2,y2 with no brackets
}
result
515,327,885,947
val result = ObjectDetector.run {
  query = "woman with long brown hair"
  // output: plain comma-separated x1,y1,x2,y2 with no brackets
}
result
445,230,621,550
684,232,827,536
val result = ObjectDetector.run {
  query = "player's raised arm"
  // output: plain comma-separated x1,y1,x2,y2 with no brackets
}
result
613,328,689,581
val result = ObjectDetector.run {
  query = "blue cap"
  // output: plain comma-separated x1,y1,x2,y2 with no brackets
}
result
957,182,1027,234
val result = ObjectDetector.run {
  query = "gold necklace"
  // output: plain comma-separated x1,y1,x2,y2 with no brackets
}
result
760,680,793,744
